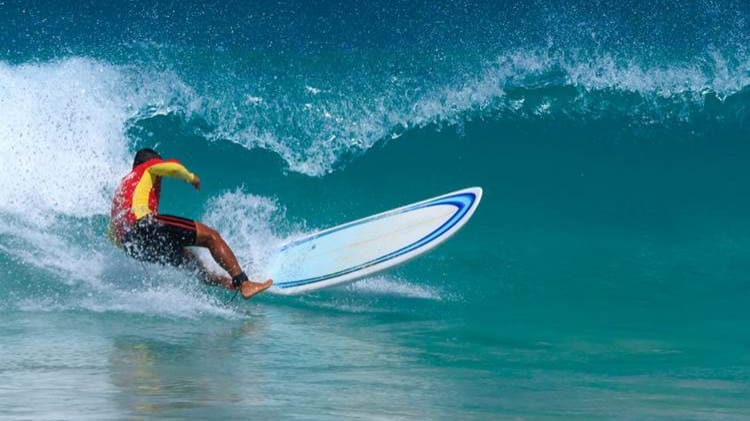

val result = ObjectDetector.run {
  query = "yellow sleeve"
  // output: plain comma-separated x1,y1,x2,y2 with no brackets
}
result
147,160,196,183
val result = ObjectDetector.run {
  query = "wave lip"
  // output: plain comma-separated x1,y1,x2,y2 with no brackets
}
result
192,48,750,176
5,49,746,184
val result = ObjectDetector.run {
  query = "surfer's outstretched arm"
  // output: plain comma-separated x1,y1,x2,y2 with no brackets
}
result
193,221,272,299
147,160,199,185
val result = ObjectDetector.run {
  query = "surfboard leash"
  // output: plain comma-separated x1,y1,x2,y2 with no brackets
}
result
226,288,240,304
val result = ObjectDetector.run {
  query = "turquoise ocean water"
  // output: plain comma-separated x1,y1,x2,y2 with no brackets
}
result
2,1,750,418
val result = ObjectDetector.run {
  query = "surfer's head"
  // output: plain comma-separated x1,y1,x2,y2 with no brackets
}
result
133,148,162,168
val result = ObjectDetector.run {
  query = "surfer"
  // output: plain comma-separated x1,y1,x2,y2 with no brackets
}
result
108,148,272,299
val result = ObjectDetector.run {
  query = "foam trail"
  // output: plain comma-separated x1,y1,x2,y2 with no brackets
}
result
345,276,443,300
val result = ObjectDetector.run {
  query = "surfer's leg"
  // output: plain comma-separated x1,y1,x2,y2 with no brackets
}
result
194,222,242,277
194,222,272,298
181,249,233,289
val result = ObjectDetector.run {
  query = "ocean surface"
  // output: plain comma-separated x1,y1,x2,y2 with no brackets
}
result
2,0,750,419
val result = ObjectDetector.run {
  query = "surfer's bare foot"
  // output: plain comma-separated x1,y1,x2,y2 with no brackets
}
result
240,279,273,299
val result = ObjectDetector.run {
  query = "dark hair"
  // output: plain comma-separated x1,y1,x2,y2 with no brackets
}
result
133,148,161,168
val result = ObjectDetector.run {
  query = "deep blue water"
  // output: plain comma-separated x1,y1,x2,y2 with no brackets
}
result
1,1,750,419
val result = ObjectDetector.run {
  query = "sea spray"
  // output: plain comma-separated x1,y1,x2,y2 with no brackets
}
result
0,58,198,225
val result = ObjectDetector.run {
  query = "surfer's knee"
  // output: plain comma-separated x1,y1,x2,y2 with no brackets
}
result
195,222,222,247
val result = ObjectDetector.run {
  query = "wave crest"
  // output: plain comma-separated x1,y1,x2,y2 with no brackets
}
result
192,48,750,176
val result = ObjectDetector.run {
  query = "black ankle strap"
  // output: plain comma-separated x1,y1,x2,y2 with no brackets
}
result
231,272,248,288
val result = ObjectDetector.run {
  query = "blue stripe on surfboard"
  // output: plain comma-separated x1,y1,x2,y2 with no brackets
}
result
279,190,475,252
274,191,476,289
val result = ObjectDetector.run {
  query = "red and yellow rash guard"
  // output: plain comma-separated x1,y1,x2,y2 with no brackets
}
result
108,159,196,247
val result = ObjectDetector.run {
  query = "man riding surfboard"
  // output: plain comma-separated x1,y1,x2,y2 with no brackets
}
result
108,148,272,299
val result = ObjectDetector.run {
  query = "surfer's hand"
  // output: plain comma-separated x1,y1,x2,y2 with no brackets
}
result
191,175,201,190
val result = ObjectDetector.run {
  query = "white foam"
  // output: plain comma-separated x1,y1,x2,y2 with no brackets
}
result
245,95,263,104
0,58,198,226
559,49,750,99
201,189,295,281
0,221,107,287
15,280,239,319
345,276,442,300
77,283,238,319
0,214,238,319
305,86,322,95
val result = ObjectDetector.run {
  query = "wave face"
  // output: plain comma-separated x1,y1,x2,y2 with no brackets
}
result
2,1,748,176
1,1,750,418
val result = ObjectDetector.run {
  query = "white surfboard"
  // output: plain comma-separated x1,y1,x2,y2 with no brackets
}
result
265,187,483,295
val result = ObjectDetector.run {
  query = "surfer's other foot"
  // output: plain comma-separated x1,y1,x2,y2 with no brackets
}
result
240,279,273,299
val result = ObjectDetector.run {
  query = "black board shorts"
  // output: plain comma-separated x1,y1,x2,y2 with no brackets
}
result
123,214,198,267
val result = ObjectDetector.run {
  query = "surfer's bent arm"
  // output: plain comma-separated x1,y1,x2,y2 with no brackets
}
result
147,160,197,184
